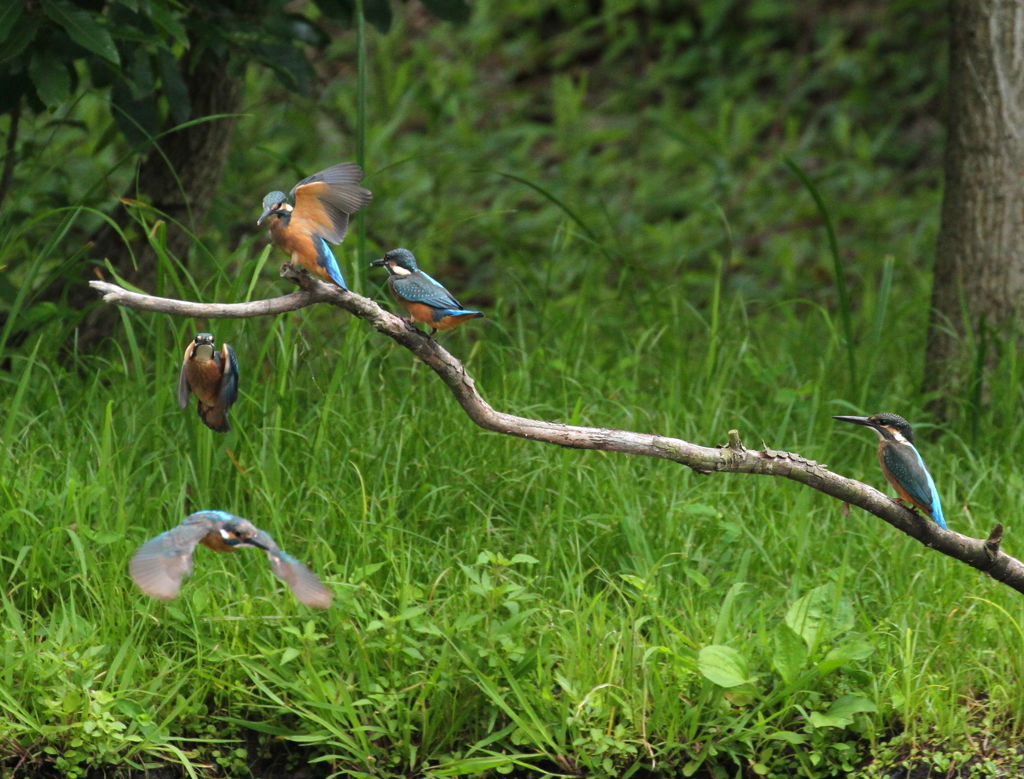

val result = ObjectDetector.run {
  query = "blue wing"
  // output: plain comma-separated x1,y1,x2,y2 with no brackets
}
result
315,236,348,290
129,520,213,600
917,452,947,529
391,272,463,310
883,444,947,529
248,528,332,609
177,359,191,409
217,344,240,413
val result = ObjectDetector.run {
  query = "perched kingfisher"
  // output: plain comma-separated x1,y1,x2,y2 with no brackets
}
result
178,333,239,433
369,248,484,337
257,162,372,290
833,413,948,529
129,511,333,609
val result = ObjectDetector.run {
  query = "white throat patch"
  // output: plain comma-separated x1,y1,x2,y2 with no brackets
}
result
391,264,413,275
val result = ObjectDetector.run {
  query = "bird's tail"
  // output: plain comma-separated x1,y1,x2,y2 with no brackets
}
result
198,401,231,433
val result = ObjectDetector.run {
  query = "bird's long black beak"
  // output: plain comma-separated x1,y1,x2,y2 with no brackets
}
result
832,415,874,427
369,258,386,267
256,206,273,226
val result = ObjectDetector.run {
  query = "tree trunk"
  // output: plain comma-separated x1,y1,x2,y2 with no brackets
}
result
67,53,242,350
924,0,1024,419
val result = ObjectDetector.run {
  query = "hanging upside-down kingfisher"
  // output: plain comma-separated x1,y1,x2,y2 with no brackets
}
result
178,333,239,433
369,248,484,337
129,511,333,609
833,413,948,529
257,162,372,291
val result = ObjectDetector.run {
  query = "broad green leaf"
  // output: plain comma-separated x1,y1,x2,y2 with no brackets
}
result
147,1,188,48
433,755,523,776
29,53,71,107
785,583,854,649
808,711,847,729
40,0,120,65
421,0,471,23
280,647,300,665
818,638,876,674
0,15,40,64
0,2,22,45
683,567,711,589
190,587,209,611
767,731,807,745
619,573,648,591
697,645,754,688
827,694,877,718
771,622,807,685
824,639,875,662
808,694,877,729
349,561,385,582
509,553,539,564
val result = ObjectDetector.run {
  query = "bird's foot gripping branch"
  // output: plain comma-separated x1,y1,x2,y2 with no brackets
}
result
89,268,1024,596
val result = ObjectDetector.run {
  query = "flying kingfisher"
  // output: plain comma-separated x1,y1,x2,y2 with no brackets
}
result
257,162,372,291
369,248,484,337
833,413,948,529
129,511,332,608
178,333,239,433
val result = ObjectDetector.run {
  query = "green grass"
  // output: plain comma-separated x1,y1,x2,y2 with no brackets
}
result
3,2,1023,777
3,224,1024,777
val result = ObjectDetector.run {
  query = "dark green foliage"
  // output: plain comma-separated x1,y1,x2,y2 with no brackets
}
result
1,0,472,156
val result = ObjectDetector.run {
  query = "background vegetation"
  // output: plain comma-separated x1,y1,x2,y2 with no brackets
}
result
3,1,1023,777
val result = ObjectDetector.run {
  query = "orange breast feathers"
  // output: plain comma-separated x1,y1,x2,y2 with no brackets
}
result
199,531,236,553
269,219,316,262
389,290,482,331
432,312,485,331
393,294,436,325
184,355,225,407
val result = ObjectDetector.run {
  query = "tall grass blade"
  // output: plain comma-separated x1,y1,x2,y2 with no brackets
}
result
783,156,857,390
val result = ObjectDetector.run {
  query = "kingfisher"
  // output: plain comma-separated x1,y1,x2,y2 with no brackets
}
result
129,511,333,609
178,333,239,433
256,162,372,291
369,248,484,337
833,413,948,529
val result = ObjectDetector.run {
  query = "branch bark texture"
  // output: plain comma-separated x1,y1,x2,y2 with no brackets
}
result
90,272,1024,595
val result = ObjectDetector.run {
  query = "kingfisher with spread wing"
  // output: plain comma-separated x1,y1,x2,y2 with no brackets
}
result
257,162,372,290
129,510,333,609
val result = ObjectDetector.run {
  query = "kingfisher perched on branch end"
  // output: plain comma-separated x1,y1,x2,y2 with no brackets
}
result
370,248,484,338
129,511,332,609
178,333,238,433
257,162,372,291
833,413,948,529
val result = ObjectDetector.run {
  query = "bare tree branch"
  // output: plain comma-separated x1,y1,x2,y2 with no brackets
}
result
89,269,1024,595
